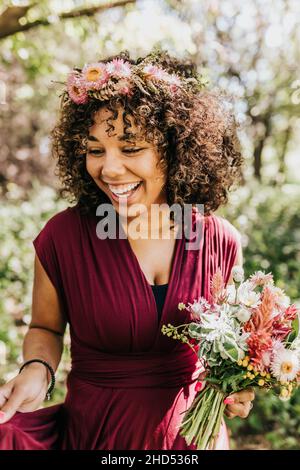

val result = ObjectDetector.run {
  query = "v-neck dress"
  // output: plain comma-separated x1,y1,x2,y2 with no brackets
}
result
0,205,241,450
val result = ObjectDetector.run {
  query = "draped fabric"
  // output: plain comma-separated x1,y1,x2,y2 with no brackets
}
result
0,205,241,450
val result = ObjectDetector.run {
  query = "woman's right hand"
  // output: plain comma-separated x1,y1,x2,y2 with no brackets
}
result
0,362,49,424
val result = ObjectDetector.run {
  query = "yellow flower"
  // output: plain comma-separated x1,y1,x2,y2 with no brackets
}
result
238,360,243,366
280,380,288,386
280,388,289,399
260,371,266,377
242,359,249,367
247,364,254,371
258,379,265,386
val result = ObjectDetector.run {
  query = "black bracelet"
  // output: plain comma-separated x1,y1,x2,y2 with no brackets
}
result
19,359,55,401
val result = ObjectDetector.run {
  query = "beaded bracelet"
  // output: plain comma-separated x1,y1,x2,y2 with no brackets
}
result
19,359,55,401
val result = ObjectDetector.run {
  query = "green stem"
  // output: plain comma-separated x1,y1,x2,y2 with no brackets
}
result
179,386,226,450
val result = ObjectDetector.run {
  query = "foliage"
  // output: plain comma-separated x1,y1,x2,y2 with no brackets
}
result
0,182,70,405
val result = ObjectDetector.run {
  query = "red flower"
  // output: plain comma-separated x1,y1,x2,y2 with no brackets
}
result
284,304,298,322
247,330,272,365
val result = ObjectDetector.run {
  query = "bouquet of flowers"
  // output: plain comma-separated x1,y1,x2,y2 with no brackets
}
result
161,266,300,450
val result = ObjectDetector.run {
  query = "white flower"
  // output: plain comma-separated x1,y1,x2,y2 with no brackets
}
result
226,281,260,308
187,298,210,317
271,349,300,382
226,284,237,304
232,265,244,283
237,281,261,308
235,306,252,323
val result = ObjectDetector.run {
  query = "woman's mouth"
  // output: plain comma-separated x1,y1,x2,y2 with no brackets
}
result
106,181,143,203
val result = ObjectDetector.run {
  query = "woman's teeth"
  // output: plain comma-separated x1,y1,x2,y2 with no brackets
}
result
108,181,141,198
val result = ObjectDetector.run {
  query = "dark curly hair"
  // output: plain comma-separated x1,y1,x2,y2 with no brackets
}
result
51,47,244,217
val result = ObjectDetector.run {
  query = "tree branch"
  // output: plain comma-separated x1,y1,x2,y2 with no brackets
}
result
0,0,136,39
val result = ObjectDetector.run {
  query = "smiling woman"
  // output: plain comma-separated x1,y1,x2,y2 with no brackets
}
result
0,48,249,451
51,49,243,222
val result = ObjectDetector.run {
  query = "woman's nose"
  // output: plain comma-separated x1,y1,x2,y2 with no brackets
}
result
101,152,126,179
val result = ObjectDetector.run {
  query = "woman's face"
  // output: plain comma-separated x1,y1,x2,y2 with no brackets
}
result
86,105,167,220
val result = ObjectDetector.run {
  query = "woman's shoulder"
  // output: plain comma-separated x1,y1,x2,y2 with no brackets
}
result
191,206,241,247
34,205,83,245
205,212,241,247
41,205,81,230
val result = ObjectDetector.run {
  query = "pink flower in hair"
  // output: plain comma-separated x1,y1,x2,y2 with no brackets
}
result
163,73,182,91
81,62,109,90
67,72,88,104
105,59,132,78
142,64,168,81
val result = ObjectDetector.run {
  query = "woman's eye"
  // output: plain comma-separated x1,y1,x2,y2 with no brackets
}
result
87,148,143,155
123,148,143,153
88,149,104,155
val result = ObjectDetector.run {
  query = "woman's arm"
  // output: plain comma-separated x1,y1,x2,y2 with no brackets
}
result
0,254,67,423
23,253,67,375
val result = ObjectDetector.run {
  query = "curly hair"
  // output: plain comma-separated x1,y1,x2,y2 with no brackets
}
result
51,48,244,217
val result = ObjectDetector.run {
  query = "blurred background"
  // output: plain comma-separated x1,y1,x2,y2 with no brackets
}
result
0,0,299,450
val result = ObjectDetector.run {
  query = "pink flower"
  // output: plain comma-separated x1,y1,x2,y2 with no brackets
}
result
81,62,109,90
210,268,225,303
261,350,271,368
105,59,132,78
249,271,274,288
67,72,88,104
142,64,168,81
284,304,298,321
163,73,182,91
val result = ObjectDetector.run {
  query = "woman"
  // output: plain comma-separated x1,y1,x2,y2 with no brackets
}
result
0,49,254,450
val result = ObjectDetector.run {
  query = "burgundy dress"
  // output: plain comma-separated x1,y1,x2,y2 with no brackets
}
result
0,205,240,450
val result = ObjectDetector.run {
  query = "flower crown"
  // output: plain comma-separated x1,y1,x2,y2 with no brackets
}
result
64,58,207,105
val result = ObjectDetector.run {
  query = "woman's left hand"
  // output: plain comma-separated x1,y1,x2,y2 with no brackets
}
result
224,388,255,419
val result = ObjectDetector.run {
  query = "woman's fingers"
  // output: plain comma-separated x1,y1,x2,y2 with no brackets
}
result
225,401,253,419
227,387,255,403
0,382,13,409
0,386,25,424
224,408,235,419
